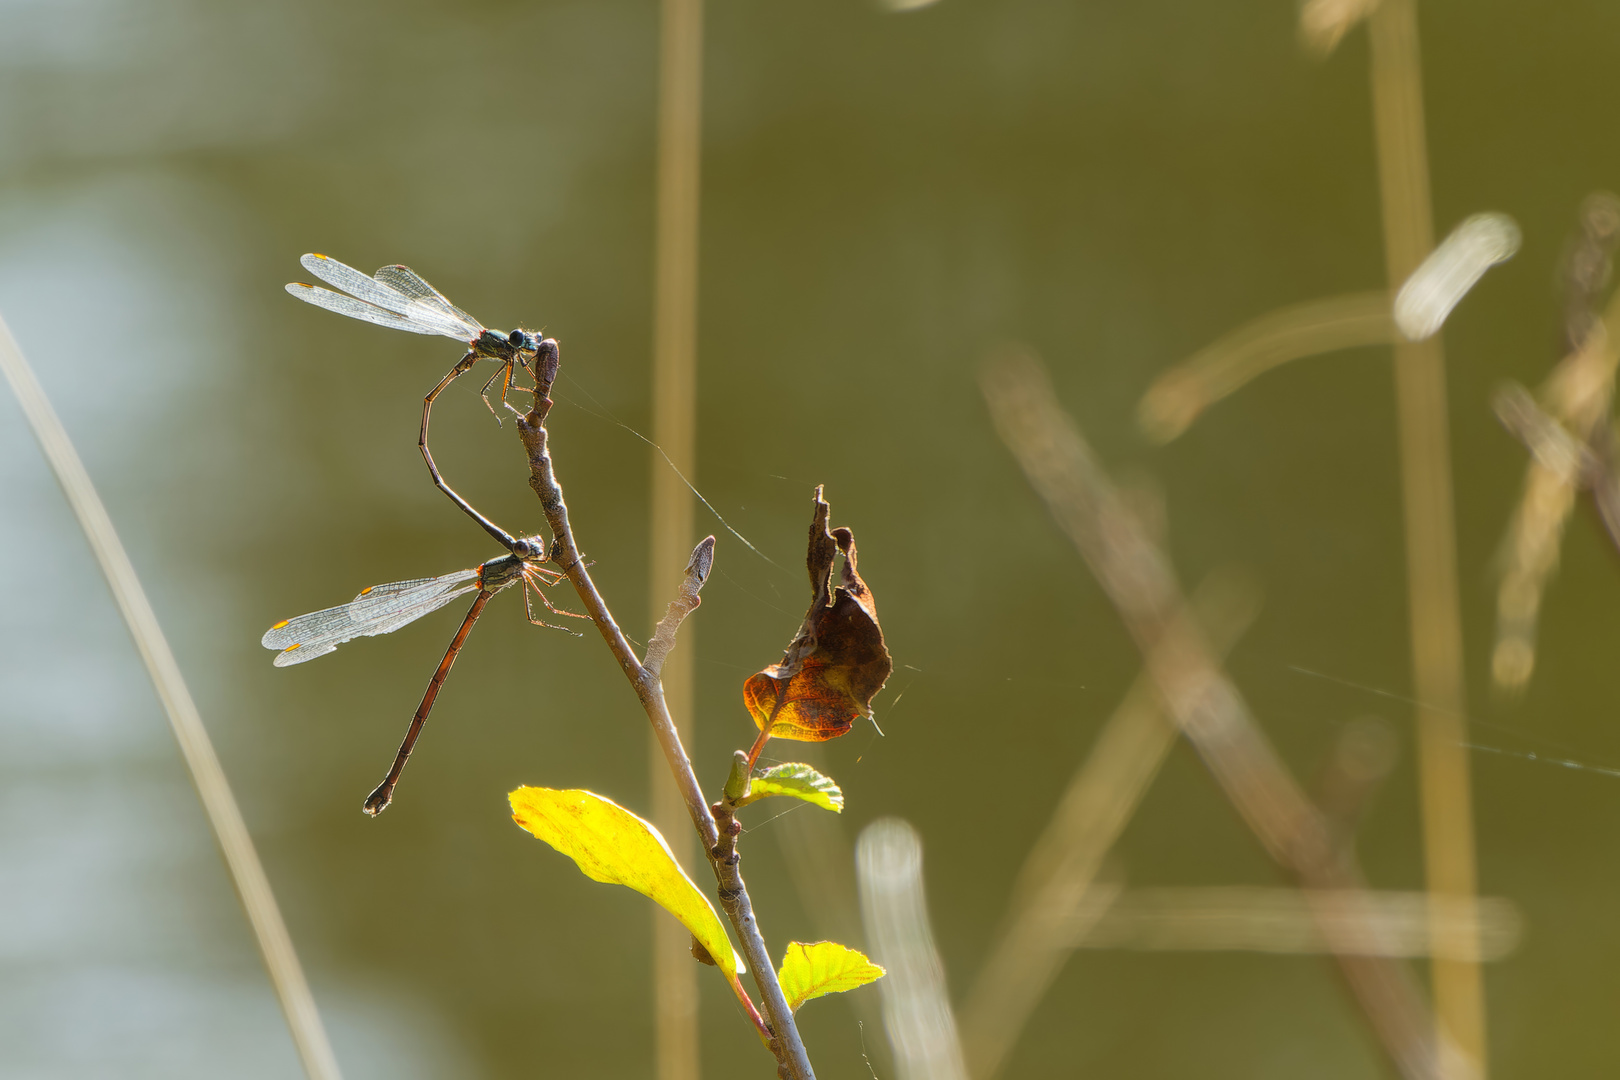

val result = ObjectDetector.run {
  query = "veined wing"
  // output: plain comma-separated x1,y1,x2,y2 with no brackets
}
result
285,283,461,337
373,264,483,334
263,568,481,667
306,253,484,338
289,253,484,341
301,253,421,316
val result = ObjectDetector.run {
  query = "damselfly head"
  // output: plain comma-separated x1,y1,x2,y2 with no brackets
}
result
508,328,541,352
511,536,547,560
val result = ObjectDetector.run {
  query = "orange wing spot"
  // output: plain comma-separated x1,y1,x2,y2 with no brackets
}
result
270,619,290,630
285,643,302,653
311,253,328,260
359,586,373,595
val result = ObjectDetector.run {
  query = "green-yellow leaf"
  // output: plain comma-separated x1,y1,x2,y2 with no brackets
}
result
739,763,844,813
509,787,743,976
777,941,885,1012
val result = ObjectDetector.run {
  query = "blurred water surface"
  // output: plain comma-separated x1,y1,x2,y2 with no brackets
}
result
3,0,1619,1076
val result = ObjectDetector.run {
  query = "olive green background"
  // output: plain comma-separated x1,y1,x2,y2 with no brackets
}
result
2,0,1617,1076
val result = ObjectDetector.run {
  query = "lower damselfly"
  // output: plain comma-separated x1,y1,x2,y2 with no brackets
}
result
262,539,584,815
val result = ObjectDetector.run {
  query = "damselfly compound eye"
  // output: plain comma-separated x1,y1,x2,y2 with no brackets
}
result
508,329,527,347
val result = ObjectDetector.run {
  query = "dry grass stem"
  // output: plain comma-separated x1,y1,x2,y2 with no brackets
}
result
959,568,1261,1080
857,819,969,1080
648,0,705,1072
0,315,343,1080
983,345,1453,1080
1368,0,1485,1066
1137,291,1396,443
1073,888,1521,961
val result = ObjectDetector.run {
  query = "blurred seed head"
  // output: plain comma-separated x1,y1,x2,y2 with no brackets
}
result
1561,192,1620,354
1299,0,1381,57
1334,715,1399,784
1491,636,1536,691
1395,213,1522,341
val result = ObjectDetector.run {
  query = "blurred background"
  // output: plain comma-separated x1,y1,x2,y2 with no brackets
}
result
2,0,1618,1076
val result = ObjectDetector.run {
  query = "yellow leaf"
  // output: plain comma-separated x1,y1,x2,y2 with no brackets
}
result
777,941,885,1012
509,787,743,976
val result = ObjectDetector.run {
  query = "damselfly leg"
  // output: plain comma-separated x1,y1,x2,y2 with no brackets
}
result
520,564,591,632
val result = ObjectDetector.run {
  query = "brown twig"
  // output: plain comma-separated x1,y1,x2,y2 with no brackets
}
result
983,346,1452,1080
514,339,816,1080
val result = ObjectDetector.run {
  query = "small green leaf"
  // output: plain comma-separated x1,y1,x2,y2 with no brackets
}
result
777,941,884,1012
738,763,844,813
509,787,743,976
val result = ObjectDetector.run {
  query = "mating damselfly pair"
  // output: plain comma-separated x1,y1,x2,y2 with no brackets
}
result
264,254,582,815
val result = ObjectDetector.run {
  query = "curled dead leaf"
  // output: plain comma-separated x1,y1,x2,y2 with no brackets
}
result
743,487,892,745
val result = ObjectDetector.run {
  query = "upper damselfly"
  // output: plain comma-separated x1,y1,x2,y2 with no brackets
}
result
263,541,583,815
285,253,547,551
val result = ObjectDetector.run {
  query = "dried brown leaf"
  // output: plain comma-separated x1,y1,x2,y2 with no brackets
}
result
743,487,892,743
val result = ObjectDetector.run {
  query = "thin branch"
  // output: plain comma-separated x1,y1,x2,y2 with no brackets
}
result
515,341,815,1080
0,315,343,1080
646,536,715,678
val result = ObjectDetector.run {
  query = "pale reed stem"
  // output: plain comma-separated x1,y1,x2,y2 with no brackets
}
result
1368,0,1486,1070
649,0,705,1075
0,314,342,1080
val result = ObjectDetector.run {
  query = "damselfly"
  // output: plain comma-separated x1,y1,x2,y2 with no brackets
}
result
285,253,546,551
262,541,582,815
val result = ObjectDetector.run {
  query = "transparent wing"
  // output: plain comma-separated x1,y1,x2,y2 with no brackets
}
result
373,264,483,332
300,253,420,315
289,253,484,340
285,283,451,336
262,569,481,667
